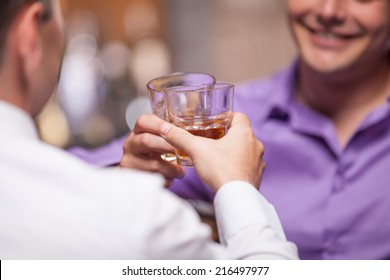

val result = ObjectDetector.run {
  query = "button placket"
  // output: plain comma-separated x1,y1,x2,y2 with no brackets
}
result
333,175,346,192
332,158,349,192
323,238,344,258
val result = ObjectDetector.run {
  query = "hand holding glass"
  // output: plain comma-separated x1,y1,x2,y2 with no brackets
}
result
146,72,216,161
163,83,234,166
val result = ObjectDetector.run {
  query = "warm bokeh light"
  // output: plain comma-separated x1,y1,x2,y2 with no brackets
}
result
37,0,295,149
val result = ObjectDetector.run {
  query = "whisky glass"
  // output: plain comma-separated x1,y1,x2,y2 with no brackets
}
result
146,72,216,161
163,83,234,166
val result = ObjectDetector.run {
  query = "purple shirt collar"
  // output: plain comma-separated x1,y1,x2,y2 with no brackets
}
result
262,60,390,157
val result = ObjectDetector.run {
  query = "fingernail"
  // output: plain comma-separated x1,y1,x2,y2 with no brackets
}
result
160,123,172,136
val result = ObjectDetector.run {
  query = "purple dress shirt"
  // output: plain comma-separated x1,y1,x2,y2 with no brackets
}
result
70,62,390,260
68,135,127,167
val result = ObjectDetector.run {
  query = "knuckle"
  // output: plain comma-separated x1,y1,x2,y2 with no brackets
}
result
137,115,149,126
258,140,265,149
166,126,180,140
122,133,134,152
258,141,265,155
138,133,151,148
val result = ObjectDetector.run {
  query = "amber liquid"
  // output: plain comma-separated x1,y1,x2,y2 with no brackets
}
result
176,123,227,164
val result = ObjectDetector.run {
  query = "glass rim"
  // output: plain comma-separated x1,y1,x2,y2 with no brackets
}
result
146,72,216,91
162,82,234,93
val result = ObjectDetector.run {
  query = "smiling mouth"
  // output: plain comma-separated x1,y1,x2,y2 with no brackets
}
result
304,23,362,40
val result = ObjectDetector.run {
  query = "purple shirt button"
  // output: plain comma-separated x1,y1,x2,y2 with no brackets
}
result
325,241,343,255
333,175,346,192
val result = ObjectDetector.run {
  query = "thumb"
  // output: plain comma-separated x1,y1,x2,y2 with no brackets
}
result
230,112,251,128
159,123,198,154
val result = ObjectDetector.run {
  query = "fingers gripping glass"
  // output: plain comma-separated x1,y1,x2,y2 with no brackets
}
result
146,72,216,162
163,83,234,166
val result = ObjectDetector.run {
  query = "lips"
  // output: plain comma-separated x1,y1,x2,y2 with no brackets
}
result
301,22,363,49
306,24,360,40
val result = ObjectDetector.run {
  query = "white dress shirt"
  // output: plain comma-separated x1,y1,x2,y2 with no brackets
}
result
0,101,298,259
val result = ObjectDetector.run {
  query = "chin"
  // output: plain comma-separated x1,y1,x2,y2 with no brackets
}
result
300,49,366,75
305,60,351,74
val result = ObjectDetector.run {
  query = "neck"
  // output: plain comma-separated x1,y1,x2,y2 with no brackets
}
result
296,56,390,147
0,59,32,115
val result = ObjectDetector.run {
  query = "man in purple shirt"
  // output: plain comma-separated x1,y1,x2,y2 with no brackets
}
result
72,0,390,259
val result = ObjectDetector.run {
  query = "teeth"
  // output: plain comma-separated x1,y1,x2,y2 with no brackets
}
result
318,32,338,39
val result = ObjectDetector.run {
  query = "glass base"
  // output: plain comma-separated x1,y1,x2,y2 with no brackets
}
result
160,153,177,162
176,156,193,166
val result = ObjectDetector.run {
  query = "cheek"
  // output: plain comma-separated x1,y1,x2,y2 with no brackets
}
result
353,3,390,36
287,0,313,17
361,16,390,51
286,0,313,39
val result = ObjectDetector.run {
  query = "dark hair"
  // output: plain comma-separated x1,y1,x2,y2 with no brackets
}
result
0,0,52,66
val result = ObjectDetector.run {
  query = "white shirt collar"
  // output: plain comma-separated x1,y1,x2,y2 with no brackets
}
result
0,100,39,140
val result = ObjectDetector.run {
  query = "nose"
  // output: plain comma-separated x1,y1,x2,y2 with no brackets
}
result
316,0,346,27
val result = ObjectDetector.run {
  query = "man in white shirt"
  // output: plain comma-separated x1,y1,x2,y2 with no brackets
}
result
0,0,298,259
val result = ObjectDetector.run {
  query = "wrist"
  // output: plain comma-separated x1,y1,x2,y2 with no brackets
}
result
215,179,258,192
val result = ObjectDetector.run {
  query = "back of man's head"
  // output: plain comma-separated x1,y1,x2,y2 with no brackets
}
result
0,0,52,68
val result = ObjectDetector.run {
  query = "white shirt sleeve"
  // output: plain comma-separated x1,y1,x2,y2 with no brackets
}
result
145,180,298,259
214,181,299,259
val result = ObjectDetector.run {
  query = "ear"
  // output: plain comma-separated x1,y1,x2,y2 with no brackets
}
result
14,2,47,78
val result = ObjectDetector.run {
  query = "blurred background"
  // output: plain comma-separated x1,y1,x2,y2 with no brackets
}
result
37,0,296,149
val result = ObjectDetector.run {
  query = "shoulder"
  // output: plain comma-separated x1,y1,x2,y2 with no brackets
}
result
1,137,197,258
54,143,166,194
5,138,165,197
